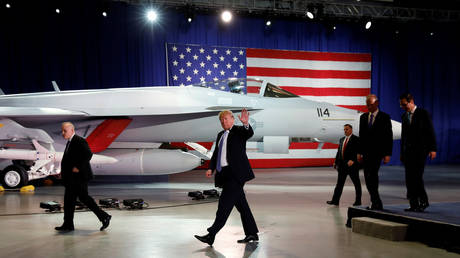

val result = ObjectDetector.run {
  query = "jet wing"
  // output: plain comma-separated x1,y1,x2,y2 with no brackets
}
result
0,118,54,144
0,107,88,117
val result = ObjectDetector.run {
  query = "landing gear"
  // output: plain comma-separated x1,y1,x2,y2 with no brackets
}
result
1,165,29,189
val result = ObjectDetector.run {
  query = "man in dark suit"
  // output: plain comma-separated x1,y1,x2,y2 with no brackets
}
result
327,124,362,206
195,109,258,246
55,122,111,232
357,94,393,210
399,93,437,212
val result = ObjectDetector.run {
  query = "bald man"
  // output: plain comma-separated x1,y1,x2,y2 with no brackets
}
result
55,122,111,232
357,94,393,210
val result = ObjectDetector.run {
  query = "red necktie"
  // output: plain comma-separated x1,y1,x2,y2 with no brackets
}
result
342,137,349,157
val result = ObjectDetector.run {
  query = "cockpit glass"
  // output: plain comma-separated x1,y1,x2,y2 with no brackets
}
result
263,83,299,98
192,78,256,95
191,78,299,98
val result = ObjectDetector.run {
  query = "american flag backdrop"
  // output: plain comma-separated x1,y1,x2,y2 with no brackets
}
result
166,43,372,168
166,43,371,112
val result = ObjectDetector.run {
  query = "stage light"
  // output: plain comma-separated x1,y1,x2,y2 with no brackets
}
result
146,9,158,22
55,8,60,14
266,20,271,26
185,5,194,23
365,20,372,29
221,10,232,23
102,11,107,17
306,11,314,19
6,3,11,8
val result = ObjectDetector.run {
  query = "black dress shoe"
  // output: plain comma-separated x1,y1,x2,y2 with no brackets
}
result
55,225,74,231
366,205,383,211
237,234,259,243
419,202,429,211
404,207,422,212
100,215,112,231
326,200,339,206
194,234,215,246
352,201,362,206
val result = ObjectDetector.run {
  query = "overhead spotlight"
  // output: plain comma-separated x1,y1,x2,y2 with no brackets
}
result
266,20,272,26
6,3,11,8
221,10,232,23
306,4,321,20
55,8,60,14
185,4,194,23
429,32,434,36
365,20,372,30
146,9,158,22
102,11,107,17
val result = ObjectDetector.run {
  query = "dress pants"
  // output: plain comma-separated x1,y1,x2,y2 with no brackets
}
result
331,163,362,203
63,182,108,226
404,152,428,207
208,167,258,236
362,155,383,208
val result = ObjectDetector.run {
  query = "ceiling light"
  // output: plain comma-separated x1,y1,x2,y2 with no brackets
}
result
221,10,232,23
147,10,158,22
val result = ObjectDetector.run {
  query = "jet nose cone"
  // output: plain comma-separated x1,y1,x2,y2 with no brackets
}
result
391,120,401,140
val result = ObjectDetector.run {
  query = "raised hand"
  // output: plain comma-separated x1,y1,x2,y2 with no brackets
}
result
238,108,249,126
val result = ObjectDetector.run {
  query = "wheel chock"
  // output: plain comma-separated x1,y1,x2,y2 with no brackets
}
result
20,185,35,193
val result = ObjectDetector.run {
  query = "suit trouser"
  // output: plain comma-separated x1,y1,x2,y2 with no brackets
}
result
362,155,383,208
332,164,362,203
404,153,428,207
63,182,108,226
208,167,258,236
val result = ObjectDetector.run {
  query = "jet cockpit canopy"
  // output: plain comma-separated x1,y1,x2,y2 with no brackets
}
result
191,78,299,98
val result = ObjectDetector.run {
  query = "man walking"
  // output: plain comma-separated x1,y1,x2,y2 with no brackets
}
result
55,122,111,232
194,109,258,246
357,94,393,210
327,124,362,206
399,93,437,212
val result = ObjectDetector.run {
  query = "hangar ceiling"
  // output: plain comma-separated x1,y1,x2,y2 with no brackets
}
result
113,0,460,22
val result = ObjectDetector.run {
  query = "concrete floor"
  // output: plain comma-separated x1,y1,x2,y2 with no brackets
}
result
1,165,459,258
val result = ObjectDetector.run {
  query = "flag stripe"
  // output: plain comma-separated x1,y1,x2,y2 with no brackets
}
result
337,105,367,112
247,86,369,97
301,96,366,106
247,67,371,79
246,76,370,88
280,87,370,97
247,57,371,71
247,48,372,62
289,142,339,149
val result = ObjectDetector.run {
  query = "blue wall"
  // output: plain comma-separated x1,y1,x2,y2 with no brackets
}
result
1,1,459,164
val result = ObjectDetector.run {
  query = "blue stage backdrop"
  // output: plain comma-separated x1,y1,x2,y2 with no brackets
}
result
1,1,459,164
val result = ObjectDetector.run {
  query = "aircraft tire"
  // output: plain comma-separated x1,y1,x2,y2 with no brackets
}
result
1,165,29,189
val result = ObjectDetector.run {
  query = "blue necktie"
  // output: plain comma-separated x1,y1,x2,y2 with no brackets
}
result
368,113,374,128
216,131,228,172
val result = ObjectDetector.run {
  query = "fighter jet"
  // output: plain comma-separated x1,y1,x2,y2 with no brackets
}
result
0,78,401,188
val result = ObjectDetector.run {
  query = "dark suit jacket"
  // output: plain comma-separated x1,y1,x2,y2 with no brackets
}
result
401,107,437,161
209,125,255,185
335,134,359,170
61,135,94,185
358,111,393,158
